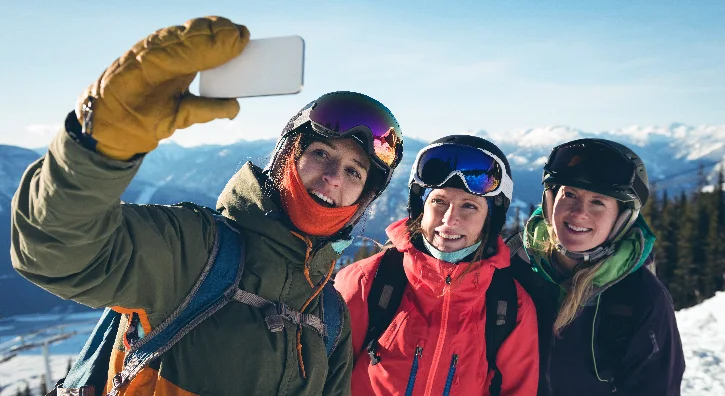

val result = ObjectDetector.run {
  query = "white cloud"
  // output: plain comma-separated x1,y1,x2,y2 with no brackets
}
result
25,124,61,138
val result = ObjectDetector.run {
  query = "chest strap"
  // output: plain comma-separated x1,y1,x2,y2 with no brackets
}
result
232,289,327,337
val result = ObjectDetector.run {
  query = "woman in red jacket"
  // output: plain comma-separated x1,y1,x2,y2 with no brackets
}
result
335,135,539,396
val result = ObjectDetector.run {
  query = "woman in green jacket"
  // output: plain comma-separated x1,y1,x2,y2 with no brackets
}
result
10,16,403,395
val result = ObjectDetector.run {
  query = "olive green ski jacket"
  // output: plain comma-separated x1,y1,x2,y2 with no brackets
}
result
11,126,353,395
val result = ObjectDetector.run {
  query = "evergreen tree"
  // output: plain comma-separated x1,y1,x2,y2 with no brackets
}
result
654,191,677,290
642,182,658,229
67,356,73,375
704,189,721,298
353,240,375,262
672,192,698,309
39,374,48,396
21,383,31,396
512,207,522,235
694,188,711,301
710,167,725,292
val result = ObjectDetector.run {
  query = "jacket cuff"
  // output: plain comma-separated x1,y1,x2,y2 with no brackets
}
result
64,110,98,153
53,114,143,179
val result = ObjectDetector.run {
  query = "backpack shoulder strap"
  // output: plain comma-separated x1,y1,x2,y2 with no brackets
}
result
58,308,123,394
504,232,524,259
57,213,246,396
485,267,518,396
107,214,246,395
321,281,345,358
363,247,407,365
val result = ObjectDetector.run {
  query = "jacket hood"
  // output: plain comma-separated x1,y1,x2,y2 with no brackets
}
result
216,162,341,275
385,218,510,297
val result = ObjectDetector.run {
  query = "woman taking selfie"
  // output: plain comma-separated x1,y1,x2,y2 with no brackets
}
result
507,138,685,395
336,135,539,396
11,16,405,395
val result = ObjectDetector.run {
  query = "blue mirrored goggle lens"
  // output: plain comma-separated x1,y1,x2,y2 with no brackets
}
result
416,144,503,195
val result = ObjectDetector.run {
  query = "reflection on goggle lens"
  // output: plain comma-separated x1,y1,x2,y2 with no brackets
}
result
416,144,505,196
309,93,403,168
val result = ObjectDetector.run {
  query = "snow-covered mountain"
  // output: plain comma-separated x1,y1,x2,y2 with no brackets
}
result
1,123,724,315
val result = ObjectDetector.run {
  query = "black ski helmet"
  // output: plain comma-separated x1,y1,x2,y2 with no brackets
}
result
541,138,650,260
408,135,513,249
265,91,404,237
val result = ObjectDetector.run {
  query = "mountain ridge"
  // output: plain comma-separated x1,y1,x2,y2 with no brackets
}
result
1,123,723,315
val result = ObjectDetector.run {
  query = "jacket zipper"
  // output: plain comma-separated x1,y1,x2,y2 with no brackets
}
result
405,346,424,396
442,354,459,396
423,272,454,396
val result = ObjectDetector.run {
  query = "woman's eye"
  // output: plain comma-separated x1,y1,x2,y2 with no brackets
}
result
564,191,576,198
462,203,478,210
313,149,328,159
346,167,362,180
431,198,445,205
592,199,605,206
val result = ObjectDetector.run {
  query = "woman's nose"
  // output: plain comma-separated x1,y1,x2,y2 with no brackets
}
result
322,162,343,187
442,204,458,225
569,201,587,217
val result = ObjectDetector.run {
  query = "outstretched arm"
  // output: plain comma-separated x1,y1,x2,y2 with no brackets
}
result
10,17,250,327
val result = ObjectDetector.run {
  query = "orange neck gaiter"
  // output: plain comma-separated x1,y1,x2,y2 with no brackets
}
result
280,161,359,237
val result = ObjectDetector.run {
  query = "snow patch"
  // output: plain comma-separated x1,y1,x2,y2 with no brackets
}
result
678,291,725,395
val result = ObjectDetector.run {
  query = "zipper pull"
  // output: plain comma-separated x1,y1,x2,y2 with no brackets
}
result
415,345,423,357
445,274,452,285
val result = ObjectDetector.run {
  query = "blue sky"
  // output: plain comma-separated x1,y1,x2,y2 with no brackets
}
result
1,1,723,148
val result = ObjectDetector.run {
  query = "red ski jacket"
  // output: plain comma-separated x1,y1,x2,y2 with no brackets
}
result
335,219,539,396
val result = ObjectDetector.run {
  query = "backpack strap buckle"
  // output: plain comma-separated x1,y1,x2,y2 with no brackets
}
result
366,339,382,366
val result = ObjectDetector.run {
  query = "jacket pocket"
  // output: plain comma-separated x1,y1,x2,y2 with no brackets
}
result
405,345,424,396
442,354,459,396
378,310,410,351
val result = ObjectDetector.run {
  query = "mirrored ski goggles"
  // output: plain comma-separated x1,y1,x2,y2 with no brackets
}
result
294,94,403,169
545,141,636,187
413,143,513,200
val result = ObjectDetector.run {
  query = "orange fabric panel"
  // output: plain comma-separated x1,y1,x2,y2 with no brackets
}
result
110,305,153,335
154,374,199,396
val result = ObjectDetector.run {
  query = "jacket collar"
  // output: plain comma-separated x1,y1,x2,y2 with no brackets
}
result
215,162,341,275
385,218,510,298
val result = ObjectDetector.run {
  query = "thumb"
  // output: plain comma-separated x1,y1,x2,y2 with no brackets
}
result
174,94,241,130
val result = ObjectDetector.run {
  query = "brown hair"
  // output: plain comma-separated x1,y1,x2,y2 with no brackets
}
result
268,129,381,207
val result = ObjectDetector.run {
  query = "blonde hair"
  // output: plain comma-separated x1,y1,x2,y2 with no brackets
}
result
543,222,606,337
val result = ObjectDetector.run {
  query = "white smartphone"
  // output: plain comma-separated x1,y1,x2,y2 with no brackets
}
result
198,35,305,98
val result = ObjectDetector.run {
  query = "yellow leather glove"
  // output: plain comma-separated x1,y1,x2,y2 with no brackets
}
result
76,16,250,160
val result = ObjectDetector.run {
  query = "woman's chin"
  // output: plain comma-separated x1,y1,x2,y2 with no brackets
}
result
432,238,467,252
557,238,596,253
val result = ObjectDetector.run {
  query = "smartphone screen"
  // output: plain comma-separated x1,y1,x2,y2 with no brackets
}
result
198,35,305,98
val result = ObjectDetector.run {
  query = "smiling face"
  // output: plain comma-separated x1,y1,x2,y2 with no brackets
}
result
551,186,619,252
296,138,371,207
420,187,489,252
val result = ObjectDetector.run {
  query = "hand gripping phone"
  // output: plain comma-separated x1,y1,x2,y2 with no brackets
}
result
199,35,305,98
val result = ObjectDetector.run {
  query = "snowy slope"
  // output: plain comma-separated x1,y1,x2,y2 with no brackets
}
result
1,293,724,395
677,291,725,395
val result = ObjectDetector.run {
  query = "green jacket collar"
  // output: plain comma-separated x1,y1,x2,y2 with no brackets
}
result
523,206,656,294
215,162,342,275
